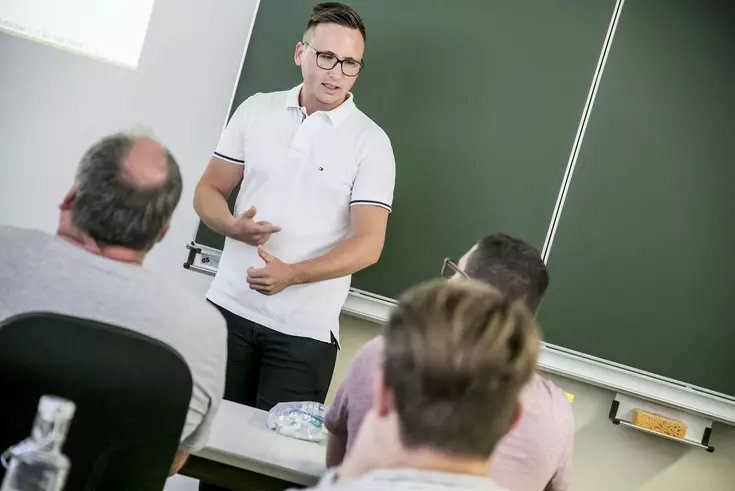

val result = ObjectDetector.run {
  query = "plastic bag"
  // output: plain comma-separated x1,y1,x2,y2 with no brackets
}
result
266,401,328,443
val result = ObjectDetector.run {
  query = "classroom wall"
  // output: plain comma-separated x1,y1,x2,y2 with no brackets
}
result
0,0,260,296
2,2,733,491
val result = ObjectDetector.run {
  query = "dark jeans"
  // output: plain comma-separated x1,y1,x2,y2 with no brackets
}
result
199,302,338,491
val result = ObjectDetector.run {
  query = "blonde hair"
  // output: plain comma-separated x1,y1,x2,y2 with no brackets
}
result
383,279,540,458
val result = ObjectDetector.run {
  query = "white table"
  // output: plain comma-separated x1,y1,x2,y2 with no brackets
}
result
182,401,327,490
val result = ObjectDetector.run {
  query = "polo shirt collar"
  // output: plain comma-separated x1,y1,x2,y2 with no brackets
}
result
286,84,355,125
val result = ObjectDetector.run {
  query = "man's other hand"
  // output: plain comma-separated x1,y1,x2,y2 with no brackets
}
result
229,206,281,246
247,246,296,295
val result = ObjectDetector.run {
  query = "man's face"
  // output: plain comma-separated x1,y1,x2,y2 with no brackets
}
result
295,23,365,109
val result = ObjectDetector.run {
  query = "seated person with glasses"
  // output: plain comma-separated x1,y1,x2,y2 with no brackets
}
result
299,279,540,491
0,133,227,476
325,234,575,491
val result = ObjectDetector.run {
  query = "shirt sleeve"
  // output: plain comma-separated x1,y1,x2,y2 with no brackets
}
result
325,376,352,436
350,132,396,212
325,337,384,440
177,314,228,453
212,98,251,165
178,393,215,453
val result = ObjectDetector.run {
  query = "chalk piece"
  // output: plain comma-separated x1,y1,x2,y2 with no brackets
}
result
632,409,687,439
564,392,574,403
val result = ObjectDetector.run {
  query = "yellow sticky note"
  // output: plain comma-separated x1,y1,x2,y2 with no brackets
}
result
564,392,574,403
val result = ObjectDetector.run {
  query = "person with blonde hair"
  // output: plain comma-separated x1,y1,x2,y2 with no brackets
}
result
299,279,539,490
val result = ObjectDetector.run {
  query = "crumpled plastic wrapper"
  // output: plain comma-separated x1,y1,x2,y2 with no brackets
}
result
266,401,328,443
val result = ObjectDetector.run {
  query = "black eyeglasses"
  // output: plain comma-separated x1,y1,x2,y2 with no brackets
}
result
303,42,364,77
441,258,470,280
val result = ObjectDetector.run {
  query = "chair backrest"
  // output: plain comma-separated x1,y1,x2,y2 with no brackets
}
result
0,312,193,491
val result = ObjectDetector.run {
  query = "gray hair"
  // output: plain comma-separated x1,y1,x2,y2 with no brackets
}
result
72,132,182,251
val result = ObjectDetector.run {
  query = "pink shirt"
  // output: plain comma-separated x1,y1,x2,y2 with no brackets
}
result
325,337,575,491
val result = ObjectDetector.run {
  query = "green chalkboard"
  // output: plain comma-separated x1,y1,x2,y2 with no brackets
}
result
194,0,735,396
537,0,735,396
195,0,617,299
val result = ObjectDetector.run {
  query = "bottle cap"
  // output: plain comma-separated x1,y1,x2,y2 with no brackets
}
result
32,396,76,447
38,396,76,421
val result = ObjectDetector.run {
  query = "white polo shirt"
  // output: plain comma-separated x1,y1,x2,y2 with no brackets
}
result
206,85,396,343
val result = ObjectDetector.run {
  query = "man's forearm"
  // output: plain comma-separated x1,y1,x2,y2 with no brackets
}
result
292,235,382,285
169,450,189,476
194,182,234,237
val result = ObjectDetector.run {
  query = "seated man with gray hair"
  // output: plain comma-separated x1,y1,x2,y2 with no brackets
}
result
0,133,227,475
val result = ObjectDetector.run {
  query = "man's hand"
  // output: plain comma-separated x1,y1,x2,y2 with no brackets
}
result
228,206,281,246
247,246,297,295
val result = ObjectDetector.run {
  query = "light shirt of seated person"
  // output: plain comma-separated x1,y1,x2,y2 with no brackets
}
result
0,133,227,476
325,234,575,491
293,279,539,490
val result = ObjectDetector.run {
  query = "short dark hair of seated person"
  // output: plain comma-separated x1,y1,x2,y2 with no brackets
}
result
325,234,575,491
461,233,549,313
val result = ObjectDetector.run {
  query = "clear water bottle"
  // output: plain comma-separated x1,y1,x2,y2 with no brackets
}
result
1,396,76,491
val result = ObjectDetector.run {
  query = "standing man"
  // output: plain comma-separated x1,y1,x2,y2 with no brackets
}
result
194,2,394,414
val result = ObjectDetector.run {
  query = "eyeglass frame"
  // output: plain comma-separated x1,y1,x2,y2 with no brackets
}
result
302,42,365,76
441,258,471,280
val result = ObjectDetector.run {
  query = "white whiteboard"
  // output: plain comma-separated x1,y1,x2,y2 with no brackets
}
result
0,0,155,68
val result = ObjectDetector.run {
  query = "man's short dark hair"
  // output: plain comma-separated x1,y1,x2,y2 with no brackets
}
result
305,2,366,42
465,233,549,313
72,133,182,251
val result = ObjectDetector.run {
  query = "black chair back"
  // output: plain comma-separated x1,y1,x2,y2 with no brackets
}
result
0,312,193,491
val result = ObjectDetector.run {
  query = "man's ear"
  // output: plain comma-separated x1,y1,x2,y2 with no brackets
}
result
59,187,77,210
373,368,395,417
294,42,305,66
57,186,85,243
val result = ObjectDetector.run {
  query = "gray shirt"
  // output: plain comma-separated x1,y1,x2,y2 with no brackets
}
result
0,226,227,452
302,469,508,491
